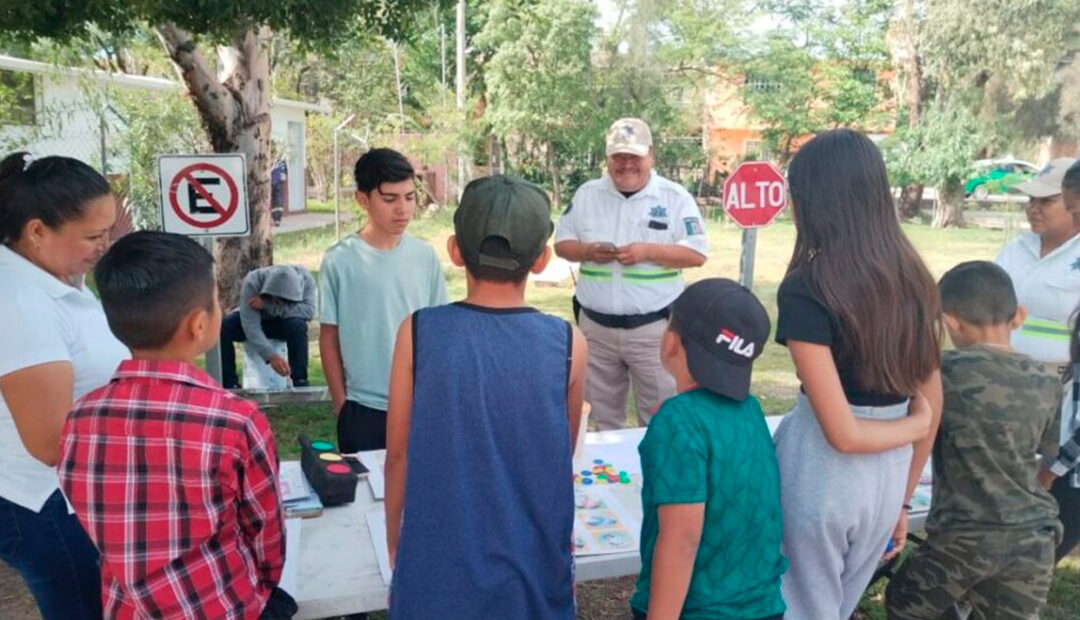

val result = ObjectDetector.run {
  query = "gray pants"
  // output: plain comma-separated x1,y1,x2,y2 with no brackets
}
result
578,313,676,430
775,392,912,619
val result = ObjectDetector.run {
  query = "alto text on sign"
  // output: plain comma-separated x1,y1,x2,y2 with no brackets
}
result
158,154,250,237
722,161,788,229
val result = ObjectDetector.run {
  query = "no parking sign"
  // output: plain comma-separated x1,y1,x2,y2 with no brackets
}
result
158,154,250,237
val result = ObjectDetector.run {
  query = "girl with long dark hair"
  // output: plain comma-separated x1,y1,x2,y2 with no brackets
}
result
773,130,943,618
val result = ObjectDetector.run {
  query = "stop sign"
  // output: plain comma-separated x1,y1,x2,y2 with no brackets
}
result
723,161,788,228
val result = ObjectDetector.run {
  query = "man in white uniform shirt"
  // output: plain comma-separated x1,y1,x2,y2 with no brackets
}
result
555,118,708,429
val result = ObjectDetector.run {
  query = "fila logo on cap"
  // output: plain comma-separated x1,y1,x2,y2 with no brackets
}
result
717,328,755,358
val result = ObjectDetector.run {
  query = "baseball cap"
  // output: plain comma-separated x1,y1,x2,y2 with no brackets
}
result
454,175,554,271
605,118,653,157
1014,158,1079,198
670,278,770,401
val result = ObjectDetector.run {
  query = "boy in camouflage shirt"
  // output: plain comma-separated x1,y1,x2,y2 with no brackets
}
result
887,261,1063,620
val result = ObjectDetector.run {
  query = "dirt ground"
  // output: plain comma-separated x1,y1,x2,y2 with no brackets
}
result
0,563,638,620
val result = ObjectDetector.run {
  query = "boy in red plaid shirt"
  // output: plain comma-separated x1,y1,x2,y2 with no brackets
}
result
57,231,294,620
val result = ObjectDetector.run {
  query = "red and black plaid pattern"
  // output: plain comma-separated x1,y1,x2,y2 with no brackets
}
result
58,360,284,620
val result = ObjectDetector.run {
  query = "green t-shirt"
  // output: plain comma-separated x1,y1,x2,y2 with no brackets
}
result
318,234,448,410
928,344,1062,534
630,389,786,619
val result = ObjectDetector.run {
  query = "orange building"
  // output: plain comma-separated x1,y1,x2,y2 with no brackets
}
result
703,69,896,184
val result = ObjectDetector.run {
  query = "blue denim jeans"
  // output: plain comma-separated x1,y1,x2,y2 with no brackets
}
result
0,490,101,620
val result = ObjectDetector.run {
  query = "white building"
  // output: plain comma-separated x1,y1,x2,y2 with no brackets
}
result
0,54,326,213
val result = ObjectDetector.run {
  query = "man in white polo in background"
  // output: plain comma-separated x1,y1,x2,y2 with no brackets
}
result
555,117,708,430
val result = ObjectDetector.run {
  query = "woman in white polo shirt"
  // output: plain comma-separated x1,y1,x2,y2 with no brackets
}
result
996,157,1080,563
0,152,128,619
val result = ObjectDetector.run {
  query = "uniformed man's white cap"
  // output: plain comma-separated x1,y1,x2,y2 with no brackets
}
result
1014,158,1078,198
605,118,652,157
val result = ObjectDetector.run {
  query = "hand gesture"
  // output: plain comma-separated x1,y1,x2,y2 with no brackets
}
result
269,355,291,378
616,243,652,266
883,509,908,561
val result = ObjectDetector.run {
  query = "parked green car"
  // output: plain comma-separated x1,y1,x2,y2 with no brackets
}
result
964,159,1038,200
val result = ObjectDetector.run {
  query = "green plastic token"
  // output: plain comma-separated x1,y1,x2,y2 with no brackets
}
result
311,441,334,451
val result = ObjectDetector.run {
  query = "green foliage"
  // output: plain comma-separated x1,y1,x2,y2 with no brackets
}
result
882,104,984,191
921,0,1080,99
736,0,893,162
108,89,209,230
0,69,36,126
477,0,597,152
0,1,431,49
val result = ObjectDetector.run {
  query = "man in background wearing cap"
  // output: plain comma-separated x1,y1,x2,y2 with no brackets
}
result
996,158,1080,564
384,175,587,619
555,117,709,430
629,278,786,620
220,264,315,389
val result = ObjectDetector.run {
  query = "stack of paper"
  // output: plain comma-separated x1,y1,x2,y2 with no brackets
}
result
280,461,323,518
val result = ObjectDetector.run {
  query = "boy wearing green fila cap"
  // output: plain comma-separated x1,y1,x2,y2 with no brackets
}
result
384,175,588,619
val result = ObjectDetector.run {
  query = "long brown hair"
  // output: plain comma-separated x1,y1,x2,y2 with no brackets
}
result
786,129,941,395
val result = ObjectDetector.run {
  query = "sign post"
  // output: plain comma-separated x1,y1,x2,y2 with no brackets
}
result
158,154,250,385
722,161,788,291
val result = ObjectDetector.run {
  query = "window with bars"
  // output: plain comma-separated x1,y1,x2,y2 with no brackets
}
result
744,73,780,93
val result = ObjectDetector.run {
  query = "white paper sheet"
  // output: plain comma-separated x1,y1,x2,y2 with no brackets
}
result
359,451,386,500
366,510,393,586
279,519,302,597
581,428,646,476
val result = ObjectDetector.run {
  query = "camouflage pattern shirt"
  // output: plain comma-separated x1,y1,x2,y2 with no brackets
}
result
927,344,1063,534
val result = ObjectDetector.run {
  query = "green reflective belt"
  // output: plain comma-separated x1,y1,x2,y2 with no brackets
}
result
622,268,680,282
1021,317,1071,341
579,266,614,281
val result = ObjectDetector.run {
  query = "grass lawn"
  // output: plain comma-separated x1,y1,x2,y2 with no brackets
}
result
263,212,1080,618
270,208,1015,433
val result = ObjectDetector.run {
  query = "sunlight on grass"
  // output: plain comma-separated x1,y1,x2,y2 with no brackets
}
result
272,213,1012,416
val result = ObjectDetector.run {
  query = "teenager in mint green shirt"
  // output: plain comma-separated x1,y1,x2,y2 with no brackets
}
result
631,279,786,620
319,149,448,453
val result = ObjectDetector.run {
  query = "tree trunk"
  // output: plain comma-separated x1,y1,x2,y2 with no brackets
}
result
547,140,561,208
932,183,965,228
898,183,924,219
156,23,273,310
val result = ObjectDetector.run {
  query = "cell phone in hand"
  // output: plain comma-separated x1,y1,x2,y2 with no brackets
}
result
595,242,618,253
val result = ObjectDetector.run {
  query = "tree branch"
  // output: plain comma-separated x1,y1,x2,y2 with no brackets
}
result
155,22,234,149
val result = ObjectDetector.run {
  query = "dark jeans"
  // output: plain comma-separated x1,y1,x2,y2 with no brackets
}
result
631,607,781,620
1051,474,1080,562
337,400,388,453
0,490,102,620
221,311,309,389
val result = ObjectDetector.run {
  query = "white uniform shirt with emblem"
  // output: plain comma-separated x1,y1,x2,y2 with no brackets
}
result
995,231,1080,365
555,172,708,315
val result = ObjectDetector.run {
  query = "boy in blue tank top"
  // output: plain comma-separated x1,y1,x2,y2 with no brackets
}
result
384,175,589,619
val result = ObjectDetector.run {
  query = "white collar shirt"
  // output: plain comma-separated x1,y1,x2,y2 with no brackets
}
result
554,172,708,315
0,245,129,511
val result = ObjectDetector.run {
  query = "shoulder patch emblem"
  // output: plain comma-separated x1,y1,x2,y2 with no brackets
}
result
684,217,703,236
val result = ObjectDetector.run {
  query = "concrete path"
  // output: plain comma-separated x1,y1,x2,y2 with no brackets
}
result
275,211,357,235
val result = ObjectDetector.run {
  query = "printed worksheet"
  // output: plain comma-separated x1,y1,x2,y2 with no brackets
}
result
573,487,640,556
